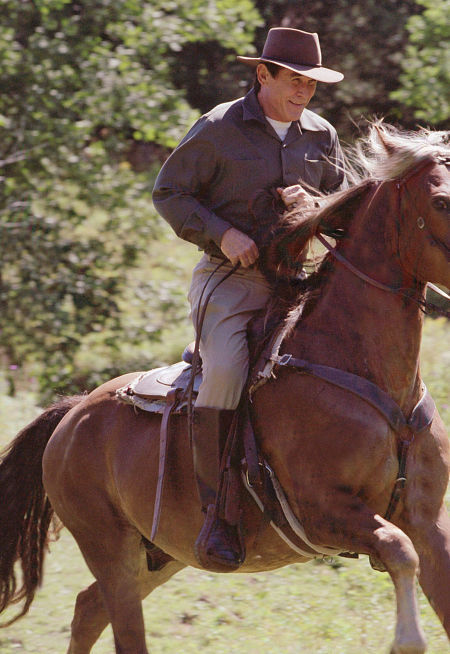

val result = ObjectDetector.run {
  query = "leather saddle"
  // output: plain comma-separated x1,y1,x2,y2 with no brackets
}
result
115,343,361,564
116,343,201,413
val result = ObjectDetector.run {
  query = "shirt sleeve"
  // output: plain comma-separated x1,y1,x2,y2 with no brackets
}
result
152,118,232,251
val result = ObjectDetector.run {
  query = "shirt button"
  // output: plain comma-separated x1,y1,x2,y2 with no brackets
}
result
282,143,288,148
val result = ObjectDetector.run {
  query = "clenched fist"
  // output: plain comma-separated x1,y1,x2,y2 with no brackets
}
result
277,184,315,210
220,227,259,268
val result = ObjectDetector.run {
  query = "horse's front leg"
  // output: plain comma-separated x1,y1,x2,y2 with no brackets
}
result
301,493,427,653
383,527,427,654
398,420,450,639
409,504,450,637
363,516,427,654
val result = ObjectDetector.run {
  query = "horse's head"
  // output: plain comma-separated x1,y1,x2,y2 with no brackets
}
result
368,124,450,289
396,154,450,288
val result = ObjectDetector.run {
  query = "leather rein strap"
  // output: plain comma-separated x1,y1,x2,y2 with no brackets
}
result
316,232,450,306
151,259,240,542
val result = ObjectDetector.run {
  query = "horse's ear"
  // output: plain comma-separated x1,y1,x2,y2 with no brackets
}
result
373,122,396,155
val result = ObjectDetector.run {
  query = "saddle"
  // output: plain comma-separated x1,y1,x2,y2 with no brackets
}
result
116,334,437,570
116,344,201,414
115,342,344,565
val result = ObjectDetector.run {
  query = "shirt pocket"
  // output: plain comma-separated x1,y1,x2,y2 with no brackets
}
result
303,157,324,190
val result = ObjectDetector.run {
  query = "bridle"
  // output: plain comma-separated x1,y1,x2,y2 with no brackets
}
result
317,155,450,318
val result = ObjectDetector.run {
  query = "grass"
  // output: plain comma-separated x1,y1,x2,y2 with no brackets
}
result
0,319,449,653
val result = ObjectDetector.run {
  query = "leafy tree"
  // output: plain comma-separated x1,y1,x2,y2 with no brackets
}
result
0,0,261,398
175,0,424,138
390,0,450,126
251,0,423,136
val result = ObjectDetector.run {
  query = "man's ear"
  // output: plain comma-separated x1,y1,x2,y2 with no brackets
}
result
256,63,270,86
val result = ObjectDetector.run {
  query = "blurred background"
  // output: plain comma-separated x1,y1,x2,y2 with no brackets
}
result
0,3,449,652
0,0,448,402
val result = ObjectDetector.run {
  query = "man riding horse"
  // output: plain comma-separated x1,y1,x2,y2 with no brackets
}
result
152,27,346,570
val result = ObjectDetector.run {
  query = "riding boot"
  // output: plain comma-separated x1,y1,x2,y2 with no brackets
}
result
192,407,244,571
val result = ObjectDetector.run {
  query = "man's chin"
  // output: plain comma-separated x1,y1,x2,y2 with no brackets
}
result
287,103,305,119
290,109,305,121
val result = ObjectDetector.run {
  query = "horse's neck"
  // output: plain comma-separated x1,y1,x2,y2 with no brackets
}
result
292,184,425,410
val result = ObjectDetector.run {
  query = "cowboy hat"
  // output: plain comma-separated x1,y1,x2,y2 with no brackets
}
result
237,27,343,84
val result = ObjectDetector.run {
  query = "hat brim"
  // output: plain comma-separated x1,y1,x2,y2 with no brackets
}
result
237,56,344,84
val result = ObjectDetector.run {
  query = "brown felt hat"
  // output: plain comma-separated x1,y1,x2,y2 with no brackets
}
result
237,27,343,84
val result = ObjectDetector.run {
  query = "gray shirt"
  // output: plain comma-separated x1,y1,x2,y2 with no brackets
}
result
152,89,345,257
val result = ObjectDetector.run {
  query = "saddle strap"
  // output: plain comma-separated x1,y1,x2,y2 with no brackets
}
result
151,387,180,541
242,460,342,558
271,354,436,438
240,402,263,489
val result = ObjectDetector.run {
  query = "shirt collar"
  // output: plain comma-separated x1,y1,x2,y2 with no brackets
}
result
242,89,267,125
300,109,328,132
243,89,327,134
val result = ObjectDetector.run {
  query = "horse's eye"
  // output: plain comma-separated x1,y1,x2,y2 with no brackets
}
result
432,197,449,211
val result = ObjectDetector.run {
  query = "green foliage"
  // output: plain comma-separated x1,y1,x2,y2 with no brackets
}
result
0,0,261,398
0,0,447,399
232,0,422,137
390,0,450,125
165,0,448,135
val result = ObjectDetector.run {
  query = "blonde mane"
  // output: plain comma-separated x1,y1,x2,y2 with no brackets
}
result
310,122,450,237
351,122,450,182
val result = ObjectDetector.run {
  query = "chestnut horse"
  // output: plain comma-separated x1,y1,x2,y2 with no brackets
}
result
1,124,449,654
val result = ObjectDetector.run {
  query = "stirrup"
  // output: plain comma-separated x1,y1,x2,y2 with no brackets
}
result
194,505,244,572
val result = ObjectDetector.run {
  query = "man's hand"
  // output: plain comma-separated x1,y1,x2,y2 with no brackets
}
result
277,184,315,210
220,227,259,267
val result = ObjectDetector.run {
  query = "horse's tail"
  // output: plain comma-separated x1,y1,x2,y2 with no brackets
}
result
0,395,84,626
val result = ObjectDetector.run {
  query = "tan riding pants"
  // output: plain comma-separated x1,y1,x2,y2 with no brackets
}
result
188,254,272,410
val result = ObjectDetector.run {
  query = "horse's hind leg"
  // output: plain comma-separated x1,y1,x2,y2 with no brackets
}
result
67,556,185,654
67,580,108,654
66,523,148,654
60,486,185,654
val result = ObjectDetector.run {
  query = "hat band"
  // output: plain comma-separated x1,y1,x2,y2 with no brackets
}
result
261,55,323,68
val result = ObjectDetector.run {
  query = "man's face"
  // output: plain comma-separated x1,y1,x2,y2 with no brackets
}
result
257,64,317,122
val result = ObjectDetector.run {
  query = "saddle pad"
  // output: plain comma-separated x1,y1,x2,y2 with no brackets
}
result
116,361,202,414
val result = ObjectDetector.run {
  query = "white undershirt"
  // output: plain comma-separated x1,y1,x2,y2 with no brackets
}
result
265,116,292,141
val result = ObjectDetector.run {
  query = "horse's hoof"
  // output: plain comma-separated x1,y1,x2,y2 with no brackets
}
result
389,638,427,654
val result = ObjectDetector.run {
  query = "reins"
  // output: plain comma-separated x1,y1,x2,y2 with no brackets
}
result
151,257,240,541
184,259,240,447
315,232,411,294
316,231,449,314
